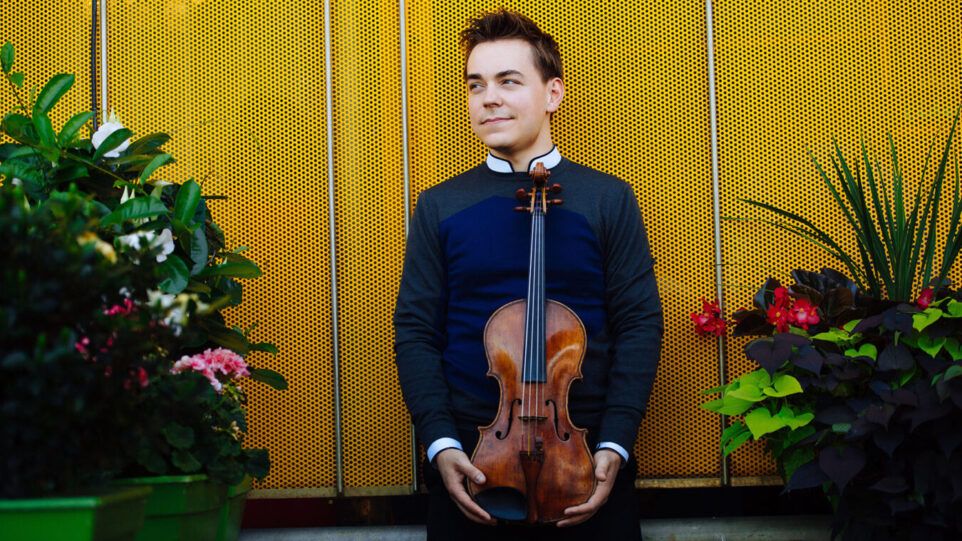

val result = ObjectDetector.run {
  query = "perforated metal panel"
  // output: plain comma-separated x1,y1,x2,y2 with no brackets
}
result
404,0,720,482
108,0,337,492
714,0,962,480
331,0,411,492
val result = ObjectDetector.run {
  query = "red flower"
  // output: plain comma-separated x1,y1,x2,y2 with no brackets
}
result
766,303,794,333
916,289,934,309
789,298,820,330
772,286,790,308
692,298,727,337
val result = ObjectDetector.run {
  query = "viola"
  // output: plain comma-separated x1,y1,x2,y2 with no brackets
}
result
467,163,595,524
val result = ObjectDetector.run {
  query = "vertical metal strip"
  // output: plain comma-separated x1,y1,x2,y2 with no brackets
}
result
705,0,730,487
99,0,108,123
324,0,345,497
398,0,419,493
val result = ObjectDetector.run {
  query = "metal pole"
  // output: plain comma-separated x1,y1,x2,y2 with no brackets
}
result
99,0,108,123
324,0,345,497
705,0,730,487
398,0,419,493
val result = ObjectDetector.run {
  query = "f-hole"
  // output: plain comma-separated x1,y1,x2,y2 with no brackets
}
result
546,399,569,441
496,399,521,440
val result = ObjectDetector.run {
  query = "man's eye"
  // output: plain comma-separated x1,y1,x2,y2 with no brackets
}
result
468,83,483,91
503,79,520,86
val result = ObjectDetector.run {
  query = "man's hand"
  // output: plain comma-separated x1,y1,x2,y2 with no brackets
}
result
557,448,622,528
435,448,497,526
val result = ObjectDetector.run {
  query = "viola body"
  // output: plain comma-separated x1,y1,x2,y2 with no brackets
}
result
467,298,596,523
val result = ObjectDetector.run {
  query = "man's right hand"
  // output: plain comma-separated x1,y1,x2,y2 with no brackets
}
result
435,448,496,526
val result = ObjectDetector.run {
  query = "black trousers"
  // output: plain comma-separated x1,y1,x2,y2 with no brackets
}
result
424,425,642,541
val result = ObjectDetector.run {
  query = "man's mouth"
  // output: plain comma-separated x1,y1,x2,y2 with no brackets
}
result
482,117,511,125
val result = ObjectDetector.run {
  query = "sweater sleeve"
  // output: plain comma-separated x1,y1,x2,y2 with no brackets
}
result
597,181,664,452
393,191,459,446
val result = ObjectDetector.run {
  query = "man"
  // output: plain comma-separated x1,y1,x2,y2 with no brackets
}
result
394,9,662,540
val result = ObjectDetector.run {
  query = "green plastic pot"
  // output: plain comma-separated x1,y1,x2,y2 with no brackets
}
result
0,485,151,541
113,474,227,541
215,475,253,541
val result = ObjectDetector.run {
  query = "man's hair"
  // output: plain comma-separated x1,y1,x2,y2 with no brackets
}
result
459,8,563,82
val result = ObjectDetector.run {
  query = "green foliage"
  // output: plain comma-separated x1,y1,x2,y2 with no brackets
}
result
0,44,286,492
734,111,962,302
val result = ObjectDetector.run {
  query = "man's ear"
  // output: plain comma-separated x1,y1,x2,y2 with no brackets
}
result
546,77,565,113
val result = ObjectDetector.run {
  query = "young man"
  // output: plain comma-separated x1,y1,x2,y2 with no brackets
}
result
394,9,662,540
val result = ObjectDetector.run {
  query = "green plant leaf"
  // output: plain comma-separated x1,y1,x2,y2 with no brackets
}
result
913,309,944,332
249,342,279,355
946,300,962,317
917,333,947,358
723,430,752,457
196,261,263,279
944,338,962,362
738,369,772,389
700,395,754,416
125,132,170,155
91,127,132,162
8,72,23,88
942,364,962,382
188,225,208,274
172,449,202,473
100,196,168,226
1,42,13,73
32,113,56,149
745,408,788,440
763,374,804,397
700,384,729,395
844,343,878,361
138,153,173,185
249,368,288,390
777,407,814,429
205,325,250,355
162,422,195,449
137,446,167,475
727,383,767,403
157,254,190,294
57,111,94,146
173,179,201,223
32,73,74,116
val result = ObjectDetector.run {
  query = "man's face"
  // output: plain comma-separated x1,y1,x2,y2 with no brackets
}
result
465,39,562,161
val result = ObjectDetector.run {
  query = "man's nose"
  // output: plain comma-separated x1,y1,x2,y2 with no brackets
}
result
482,85,502,106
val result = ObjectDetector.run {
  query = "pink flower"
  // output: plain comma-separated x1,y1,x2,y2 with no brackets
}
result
766,303,794,333
691,298,727,337
789,299,820,330
916,289,934,309
170,347,249,392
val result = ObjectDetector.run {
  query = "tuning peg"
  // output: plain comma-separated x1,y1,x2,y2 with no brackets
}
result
513,206,528,212
550,184,562,194
515,189,529,202
549,199,563,205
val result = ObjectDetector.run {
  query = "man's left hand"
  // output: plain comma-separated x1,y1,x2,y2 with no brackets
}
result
557,448,621,528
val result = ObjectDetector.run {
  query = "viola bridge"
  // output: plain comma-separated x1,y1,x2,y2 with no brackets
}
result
517,415,547,423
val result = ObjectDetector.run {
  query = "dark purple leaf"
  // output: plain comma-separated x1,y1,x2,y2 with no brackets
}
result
883,311,915,334
815,405,855,424
832,363,863,381
927,318,957,339
890,389,919,407
921,512,949,528
871,476,908,494
888,496,920,514
869,380,891,396
844,417,876,440
746,337,793,376
911,403,953,432
792,345,824,375
896,303,923,314
732,311,772,336
878,343,914,371
788,283,823,305
819,446,866,492
913,451,938,495
784,459,828,491
846,398,872,412
937,427,962,458
919,355,948,377
952,387,962,409
864,403,896,428
873,428,904,456
824,353,845,367
753,278,781,310
824,375,840,392
852,314,884,334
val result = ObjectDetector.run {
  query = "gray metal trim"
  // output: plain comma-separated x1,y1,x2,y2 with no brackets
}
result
705,0,729,487
324,0,344,497
398,0,419,493
99,0,108,123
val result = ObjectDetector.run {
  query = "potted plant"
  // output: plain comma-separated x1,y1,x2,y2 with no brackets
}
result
0,41,286,540
0,185,170,540
699,110,962,540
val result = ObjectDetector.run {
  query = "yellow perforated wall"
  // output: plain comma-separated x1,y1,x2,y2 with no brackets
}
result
108,0,337,492
714,0,962,480
3,0,960,494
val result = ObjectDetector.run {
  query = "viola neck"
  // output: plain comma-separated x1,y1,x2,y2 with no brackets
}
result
523,202,546,383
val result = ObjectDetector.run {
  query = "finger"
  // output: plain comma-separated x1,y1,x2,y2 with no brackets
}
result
556,511,592,528
459,462,486,485
452,498,497,525
595,461,607,482
447,482,494,524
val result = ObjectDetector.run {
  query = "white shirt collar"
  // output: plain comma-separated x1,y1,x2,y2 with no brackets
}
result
485,146,562,174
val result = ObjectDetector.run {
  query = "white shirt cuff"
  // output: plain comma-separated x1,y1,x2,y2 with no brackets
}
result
426,437,463,463
597,441,629,465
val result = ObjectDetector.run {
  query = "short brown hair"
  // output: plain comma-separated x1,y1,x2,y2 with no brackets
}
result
459,9,563,82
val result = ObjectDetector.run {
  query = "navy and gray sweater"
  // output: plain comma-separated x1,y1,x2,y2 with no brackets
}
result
393,151,663,455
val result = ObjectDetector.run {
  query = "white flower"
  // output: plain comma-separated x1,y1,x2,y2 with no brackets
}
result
91,118,131,159
11,178,21,186
151,229,175,262
120,186,132,204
